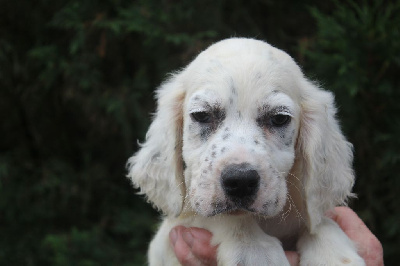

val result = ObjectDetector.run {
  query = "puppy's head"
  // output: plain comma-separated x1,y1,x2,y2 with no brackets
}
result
127,38,354,231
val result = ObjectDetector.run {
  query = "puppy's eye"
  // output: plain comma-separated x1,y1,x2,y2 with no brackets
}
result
271,114,291,126
191,111,212,123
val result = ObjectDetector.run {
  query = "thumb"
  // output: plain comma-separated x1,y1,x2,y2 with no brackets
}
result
285,251,299,266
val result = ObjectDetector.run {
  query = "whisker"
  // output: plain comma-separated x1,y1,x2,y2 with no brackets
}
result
287,194,305,224
278,171,305,192
287,172,302,183
175,181,185,190
286,180,303,194
279,171,302,184
279,199,292,223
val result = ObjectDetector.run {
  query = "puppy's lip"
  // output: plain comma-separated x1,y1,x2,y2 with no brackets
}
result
207,202,259,216
209,208,249,217
227,209,247,215
220,206,257,216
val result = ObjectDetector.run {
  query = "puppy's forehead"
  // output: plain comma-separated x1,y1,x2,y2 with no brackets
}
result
187,89,222,112
201,38,287,60
197,38,299,73
184,38,303,101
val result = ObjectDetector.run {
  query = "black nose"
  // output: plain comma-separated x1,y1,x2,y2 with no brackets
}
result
221,163,260,202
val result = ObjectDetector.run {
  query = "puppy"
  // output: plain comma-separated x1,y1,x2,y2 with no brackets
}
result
127,38,365,265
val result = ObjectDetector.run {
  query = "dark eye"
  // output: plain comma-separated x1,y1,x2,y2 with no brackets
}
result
271,114,291,126
191,111,212,123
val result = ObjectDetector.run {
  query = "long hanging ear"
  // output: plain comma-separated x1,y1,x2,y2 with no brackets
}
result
127,76,186,217
297,80,355,232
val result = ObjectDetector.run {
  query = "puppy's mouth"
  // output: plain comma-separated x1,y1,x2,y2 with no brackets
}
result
208,200,258,217
227,209,248,216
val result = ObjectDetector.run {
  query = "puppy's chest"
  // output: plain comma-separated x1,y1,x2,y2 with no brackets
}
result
257,216,305,251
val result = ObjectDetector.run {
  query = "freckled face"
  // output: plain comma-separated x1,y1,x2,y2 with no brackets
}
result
182,87,299,217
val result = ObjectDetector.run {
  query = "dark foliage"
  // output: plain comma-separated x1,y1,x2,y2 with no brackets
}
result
0,0,398,264
303,0,400,260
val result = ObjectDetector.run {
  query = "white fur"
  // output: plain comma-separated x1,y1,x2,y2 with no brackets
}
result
127,38,364,265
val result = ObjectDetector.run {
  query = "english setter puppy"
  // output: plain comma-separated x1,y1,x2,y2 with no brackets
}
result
127,38,365,265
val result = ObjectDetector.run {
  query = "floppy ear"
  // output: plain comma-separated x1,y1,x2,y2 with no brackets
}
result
127,76,186,217
297,80,355,232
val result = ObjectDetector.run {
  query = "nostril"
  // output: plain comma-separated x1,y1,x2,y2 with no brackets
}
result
224,179,239,189
221,163,260,200
247,174,259,188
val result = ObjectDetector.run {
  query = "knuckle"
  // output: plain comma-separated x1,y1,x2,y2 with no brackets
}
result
180,253,198,266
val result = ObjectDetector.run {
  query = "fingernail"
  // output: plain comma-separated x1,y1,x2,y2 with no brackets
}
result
170,228,178,245
182,229,194,248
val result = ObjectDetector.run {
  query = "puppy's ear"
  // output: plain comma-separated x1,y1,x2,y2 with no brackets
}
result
297,80,355,232
127,76,185,217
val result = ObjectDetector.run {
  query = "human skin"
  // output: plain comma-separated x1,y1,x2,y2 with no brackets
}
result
169,207,384,266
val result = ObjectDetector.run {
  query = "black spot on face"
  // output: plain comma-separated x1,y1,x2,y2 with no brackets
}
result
269,166,278,176
274,198,279,207
284,136,293,146
230,79,238,96
200,126,214,141
222,133,231,140
284,129,296,146
262,201,270,209
274,128,295,147
257,104,270,115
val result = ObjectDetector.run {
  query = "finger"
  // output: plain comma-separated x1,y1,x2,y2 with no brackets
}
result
329,207,366,233
183,227,217,265
185,227,214,243
285,251,300,266
329,207,373,243
330,207,384,266
170,226,202,266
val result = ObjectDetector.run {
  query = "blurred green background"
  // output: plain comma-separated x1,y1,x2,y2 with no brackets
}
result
1,0,399,265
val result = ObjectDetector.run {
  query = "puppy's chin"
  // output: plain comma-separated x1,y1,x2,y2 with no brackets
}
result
193,197,286,218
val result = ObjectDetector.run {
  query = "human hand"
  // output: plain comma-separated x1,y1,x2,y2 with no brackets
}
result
169,207,383,266
327,207,384,266
169,226,298,265
169,226,217,266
